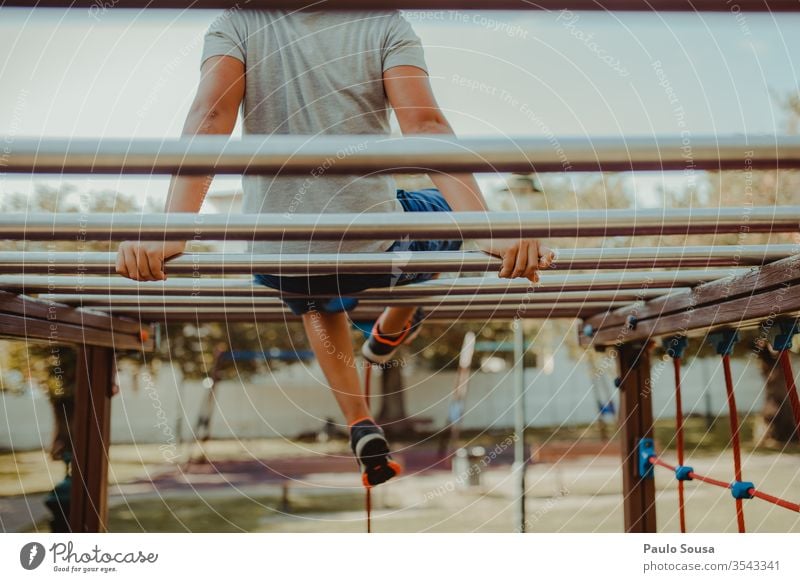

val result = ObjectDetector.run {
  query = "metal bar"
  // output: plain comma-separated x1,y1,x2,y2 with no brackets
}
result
1,270,737,297
3,135,800,176
513,322,527,533
44,289,675,307
2,245,795,274
106,308,598,322
87,304,614,322
618,342,657,533
93,302,615,315
3,1,798,11
2,208,798,241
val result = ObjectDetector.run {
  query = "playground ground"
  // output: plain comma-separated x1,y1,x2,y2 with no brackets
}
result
2,431,799,533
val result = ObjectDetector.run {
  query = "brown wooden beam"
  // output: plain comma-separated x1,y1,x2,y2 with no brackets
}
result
586,287,800,347
0,291,154,351
617,342,657,533
581,254,800,347
69,346,115,533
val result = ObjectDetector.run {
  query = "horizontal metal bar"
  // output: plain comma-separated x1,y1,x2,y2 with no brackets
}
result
2,270,738,298
123,311,588,323
94,301,613,313
2,245,794,275
44,289,677,307
1,208,798,241
4,1,797,12
92,305,608,322
4,135,800,176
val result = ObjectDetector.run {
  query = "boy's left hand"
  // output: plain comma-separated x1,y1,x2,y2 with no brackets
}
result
477,239,555,283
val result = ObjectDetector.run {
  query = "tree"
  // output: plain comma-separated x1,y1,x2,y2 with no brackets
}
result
0,185,142,459
0,185,308,458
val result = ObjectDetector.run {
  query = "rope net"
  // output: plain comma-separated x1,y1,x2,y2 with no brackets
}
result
651,330,800,533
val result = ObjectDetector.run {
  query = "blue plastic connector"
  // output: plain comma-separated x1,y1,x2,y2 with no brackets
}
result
708,329,740,356
583,324,595,338
598,400,616,415
675,465,694,481
626,315,638,330
770,319,800,352
638,438,656,479
731,481,755,500
662,336,688,359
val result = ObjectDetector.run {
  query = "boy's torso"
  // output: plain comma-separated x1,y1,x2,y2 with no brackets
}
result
231,10,404,255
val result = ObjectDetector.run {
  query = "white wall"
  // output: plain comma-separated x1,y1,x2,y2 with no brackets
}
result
0,349,781,451
0,390,53,451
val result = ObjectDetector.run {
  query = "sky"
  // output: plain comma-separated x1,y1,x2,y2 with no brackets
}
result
0,8,798,209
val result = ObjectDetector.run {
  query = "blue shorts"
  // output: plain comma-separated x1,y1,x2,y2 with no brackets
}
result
253,188,463,315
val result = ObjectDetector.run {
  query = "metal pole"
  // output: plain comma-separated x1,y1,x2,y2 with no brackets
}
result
3,1,798,11
1,270,734,296
1,208,799,241
4,135,800,175
2,245,794,274
91,302,617,315
44,289,674,307
82,307,606,322
513,321,527,533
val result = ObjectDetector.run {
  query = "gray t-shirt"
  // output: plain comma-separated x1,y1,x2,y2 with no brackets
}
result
201,9,428,255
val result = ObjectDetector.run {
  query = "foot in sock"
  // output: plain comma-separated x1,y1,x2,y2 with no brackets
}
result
361,308,425,365
349,418,402,488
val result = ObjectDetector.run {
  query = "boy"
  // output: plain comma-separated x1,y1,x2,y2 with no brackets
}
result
117,9,553,488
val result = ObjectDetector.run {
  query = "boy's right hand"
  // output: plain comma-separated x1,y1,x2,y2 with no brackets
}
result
477,239,555,283
116,240,187,281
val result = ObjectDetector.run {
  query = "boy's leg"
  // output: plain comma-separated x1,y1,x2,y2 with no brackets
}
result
377,273,442,336
301,309,370,425
375,306,417,337
301,308,402,487
362,189,456,350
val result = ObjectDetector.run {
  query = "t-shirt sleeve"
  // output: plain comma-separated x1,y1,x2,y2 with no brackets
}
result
201,12,246,66
381,12,428,74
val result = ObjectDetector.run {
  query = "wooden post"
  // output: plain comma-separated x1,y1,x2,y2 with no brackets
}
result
69,345,115,533
617,341,657,533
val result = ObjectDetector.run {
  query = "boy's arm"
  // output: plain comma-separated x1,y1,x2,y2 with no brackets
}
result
116,55,245,281
384,65,553,283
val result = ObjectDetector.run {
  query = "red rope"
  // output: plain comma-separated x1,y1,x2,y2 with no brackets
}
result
778,350,800,442
651,457,676,471
649,456,800,513
673,356,687,533
749,488,800,513
721,353,746,533
364,362,373,534
686,471,731,490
